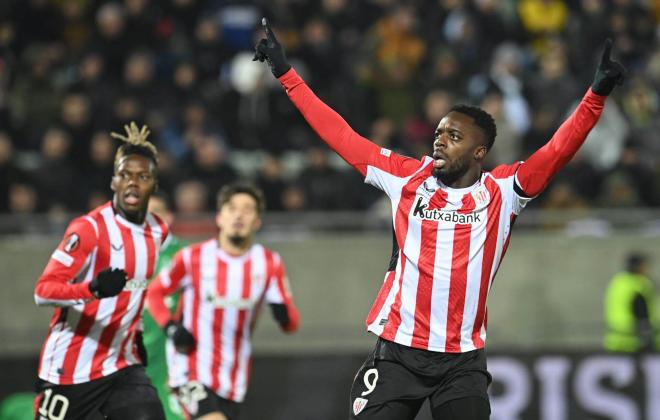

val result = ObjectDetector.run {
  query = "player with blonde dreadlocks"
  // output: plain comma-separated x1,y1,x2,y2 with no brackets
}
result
110,122,159,224
34,123,169,419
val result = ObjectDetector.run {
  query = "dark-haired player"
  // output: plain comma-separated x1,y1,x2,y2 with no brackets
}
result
146,183,299,420
34,123,168,419
255,19,626,420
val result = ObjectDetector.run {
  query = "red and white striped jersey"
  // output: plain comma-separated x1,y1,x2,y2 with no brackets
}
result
147,240,298,402
363,161,529,352
35,202,168,384
278,68,606,353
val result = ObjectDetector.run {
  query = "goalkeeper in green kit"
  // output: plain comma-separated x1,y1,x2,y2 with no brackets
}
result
143,194,187,419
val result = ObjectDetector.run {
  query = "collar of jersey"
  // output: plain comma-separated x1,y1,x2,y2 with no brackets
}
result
434,173,484,194
215,239,253,261
113,209,147,230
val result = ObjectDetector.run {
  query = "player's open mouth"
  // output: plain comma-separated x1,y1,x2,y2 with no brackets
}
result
432,152,446,169
124,191,140,206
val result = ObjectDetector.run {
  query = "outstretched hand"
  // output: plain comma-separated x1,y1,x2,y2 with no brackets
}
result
591,39,626,96
253,17,291,78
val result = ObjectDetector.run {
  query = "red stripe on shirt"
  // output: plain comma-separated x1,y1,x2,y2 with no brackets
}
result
381,171,429,339
381,252,407,341
144,223,156,279
411,189,448,348
365,270,396,327
471,177,502,348
116,289,147,369
211,258,228,392
444,194,477,352
229,259,252,400
188,246,202,381
59,214,108,384
118,226,153,369
90,224,136,378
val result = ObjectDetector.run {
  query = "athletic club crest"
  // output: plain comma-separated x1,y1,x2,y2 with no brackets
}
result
472,185,491,209
353,397,368,415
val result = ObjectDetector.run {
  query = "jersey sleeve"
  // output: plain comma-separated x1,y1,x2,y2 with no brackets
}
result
264,254,299,333
278,68,425,194
146,248,190,328
34,217,98,306
515,88,606,198
490,162,533,215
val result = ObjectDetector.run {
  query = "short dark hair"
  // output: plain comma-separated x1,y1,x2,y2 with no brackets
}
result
217,183,266,215
626,252,647,273
449,105,497,151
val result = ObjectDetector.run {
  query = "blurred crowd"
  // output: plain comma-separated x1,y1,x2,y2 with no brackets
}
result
0,0,659,217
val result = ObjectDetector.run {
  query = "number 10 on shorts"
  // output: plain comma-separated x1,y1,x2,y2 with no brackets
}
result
37,389,69,420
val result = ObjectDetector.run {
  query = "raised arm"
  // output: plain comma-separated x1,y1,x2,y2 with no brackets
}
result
516,40,626,197
35,217,125,306
254,18,422,178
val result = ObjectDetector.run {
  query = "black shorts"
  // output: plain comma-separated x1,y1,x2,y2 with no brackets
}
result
349,338,492,420
35,365,164,420
174,381,241,420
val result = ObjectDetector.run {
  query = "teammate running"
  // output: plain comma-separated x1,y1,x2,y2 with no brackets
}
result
34,123,168,419
254,19,625,420
146,183,300,420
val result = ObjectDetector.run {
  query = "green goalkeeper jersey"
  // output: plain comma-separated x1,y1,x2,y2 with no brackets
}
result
143,234,186,419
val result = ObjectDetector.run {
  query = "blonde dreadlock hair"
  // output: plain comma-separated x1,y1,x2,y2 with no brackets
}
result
111,122,158,170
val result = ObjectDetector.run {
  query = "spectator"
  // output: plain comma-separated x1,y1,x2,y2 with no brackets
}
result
299,147,346,210
174,180,209,215
600,142,659,207
8,45,62,148
8,182,38,214
480,90,522,167
85,131,116,201
90,2,129,79
281,184,308,212
0,1,659,214
360,5,427,125
186,133,237,209
256,154,288,211
33,128,77,211
58,92,93,162
527,43,580,112
518,0,568,52
0,132,18,212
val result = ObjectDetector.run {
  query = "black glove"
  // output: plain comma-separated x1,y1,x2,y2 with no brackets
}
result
135,331,148,366
591,39,626,96
253,17,291,78
164,320,196,355
88,268,127,299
